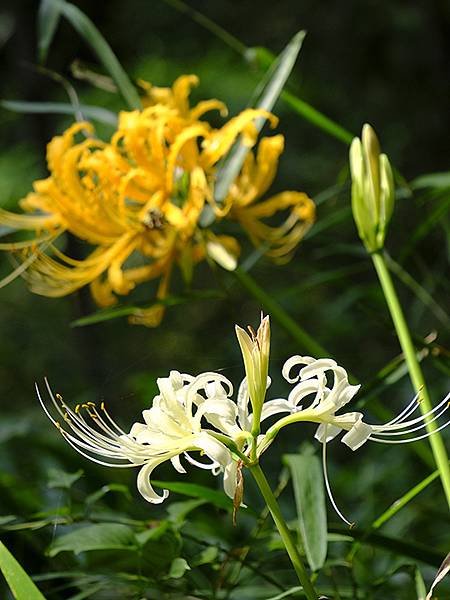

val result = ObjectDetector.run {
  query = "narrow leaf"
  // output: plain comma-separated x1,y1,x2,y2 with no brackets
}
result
1,100,118,126
37,0,63,63
214,30,305,204
415,567,427,600
284,449,328,571
0,541,46,600
59,2,141,109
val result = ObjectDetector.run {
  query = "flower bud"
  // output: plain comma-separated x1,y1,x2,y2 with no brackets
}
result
349,124,395,252
235,314,270,436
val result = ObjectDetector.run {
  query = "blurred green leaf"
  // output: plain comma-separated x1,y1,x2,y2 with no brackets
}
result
0,540,46,599
191,546,218,567
58,1,141,109
167,557,190,579
213,30,305,205
35,0,140,109
411,172,450,190
37,0,63,63
48,523,137,556
48,468,83,490
284,448,328,572
415,567,426,600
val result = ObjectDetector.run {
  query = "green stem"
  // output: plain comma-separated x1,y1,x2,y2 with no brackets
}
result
234,268,327,357
371,250,450,507
250,464,318,600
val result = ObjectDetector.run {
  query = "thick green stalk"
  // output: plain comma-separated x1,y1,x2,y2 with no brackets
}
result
250,464,318,600
371,250,450,506
233,268,327,357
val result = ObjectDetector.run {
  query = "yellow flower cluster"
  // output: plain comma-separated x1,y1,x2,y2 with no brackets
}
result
0,75,315,326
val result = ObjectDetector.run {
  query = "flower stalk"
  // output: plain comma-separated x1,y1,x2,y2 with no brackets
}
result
371,250,450,506
250,464,318,600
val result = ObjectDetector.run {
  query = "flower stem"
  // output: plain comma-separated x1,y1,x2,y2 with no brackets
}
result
250,463,318,599
371,250,450,507
233,268,327,357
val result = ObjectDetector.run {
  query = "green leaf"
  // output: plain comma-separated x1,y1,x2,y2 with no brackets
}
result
0,540,46,600
213,30,306,205
1,100,118,126
284,448,328,572
167,557,190,579
58,1,141,109
48,523,137,556
37,0,63,63
47,468,83,490
151,480,233,511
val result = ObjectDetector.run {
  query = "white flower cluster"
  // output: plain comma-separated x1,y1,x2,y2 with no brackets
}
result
38,317,449,520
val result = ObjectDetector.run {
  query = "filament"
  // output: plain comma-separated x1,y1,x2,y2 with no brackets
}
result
322,431,354,528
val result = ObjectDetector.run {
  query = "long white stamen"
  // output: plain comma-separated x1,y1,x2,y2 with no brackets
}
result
374,402,448,437
322,432,354,528
382,392,421,427
58,429,138,467
371,393,450,432
369,418,450,444
101,403,128,435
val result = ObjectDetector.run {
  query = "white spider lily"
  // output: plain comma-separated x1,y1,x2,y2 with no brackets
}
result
262,356,450,451
260,355,449,525
37,370,245,503
38,316,449,521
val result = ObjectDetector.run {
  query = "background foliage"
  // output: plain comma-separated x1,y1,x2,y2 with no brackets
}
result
0,0,449,598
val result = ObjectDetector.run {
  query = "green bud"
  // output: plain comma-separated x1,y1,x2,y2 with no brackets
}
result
349,124,394,252
235,314,270,436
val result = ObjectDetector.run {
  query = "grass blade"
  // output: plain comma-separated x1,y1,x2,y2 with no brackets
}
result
1,100,118,126
213,30,306,204
37,0,63,63
39,0,141,109
0,541,46,600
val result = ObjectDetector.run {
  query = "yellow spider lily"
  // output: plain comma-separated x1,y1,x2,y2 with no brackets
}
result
0,75,315,325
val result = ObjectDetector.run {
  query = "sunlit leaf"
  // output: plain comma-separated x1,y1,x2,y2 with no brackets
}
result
48,523,137,556
167,557,190,579
213,30,306,205
284,448,328,571
411,172,450,190
0,541,46,599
